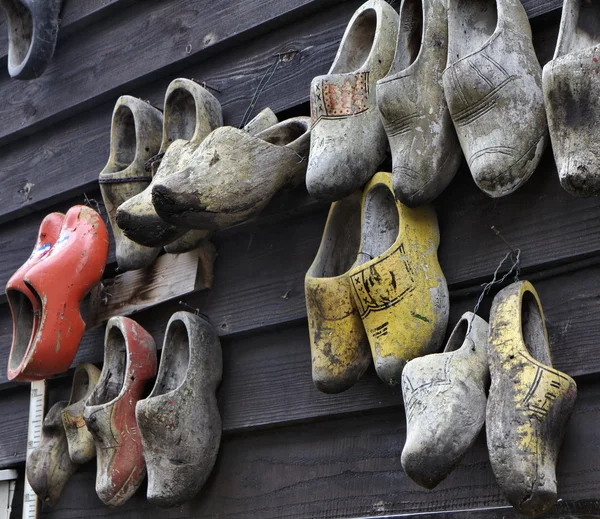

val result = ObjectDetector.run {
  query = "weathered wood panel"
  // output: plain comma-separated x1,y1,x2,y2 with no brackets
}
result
4,380,597,518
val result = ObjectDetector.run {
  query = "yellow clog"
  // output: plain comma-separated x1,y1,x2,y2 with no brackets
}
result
347,172,449,386
487,280,577,517
305,192,371,394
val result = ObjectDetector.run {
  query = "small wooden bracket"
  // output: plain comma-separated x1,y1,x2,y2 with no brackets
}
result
87,240,216,329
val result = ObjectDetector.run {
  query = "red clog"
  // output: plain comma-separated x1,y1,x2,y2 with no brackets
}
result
83,316,157,507
6,212,65,381
9,205,109,381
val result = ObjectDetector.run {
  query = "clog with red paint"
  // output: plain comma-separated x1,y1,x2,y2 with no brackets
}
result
83,316,157,507
8,205,109,381
6,212,64,381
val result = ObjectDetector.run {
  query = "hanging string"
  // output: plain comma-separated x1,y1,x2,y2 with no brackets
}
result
473,248,521,314
239,54,282,129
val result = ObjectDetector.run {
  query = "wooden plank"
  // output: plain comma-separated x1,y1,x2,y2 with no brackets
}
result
4,380,598,518
86,243,216,329
0,1,559,227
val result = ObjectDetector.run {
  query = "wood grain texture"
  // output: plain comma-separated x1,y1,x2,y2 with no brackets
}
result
3,380,598,517
86,243,216,329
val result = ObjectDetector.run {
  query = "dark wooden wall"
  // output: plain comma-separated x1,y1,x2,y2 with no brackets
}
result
0,0,598,517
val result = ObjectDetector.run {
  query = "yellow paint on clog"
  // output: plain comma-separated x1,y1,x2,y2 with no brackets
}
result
348,172,449,386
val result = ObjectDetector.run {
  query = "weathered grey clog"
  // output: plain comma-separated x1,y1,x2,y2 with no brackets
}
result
115,79,222,248
0,0,63,79
347,172,449,386
136,311,222,507
305,191,371,394
401,312,488,489
487,281,577,516
27,401,78,506
152,117,311,230
83,317,157,507
306,0,398,201
543,0,600,196
443,0,547,197
61,363,101,465
99,96,163,272
376,0,461,206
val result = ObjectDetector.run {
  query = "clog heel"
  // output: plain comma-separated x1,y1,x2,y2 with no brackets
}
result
83,317,157,507
99,96,163,271
152,116,311,230
10,206,108,380
116,79,222,249
347,172,448,386
306,0,398,201
6,212,64,382
401,312,488,489
376,0,461,206
26,401,78,505
543,0,600,196
61,363,101,464
305,192,371,393
0,0,63,79
487,281,577,516
443,0,547,197
136,312,222,507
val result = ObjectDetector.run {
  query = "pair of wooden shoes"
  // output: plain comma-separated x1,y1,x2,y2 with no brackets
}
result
401,282,577,517
27,313,222,508
306,0,547,204
305,171,449,392
6,206,109,382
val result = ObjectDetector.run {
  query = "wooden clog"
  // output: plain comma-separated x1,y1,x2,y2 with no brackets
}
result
6,211,64,382
0,0,63,79
347,172,449,386
9,206,108,381
136,312,222,507
401,312,489,489
152,117,311,230
26,401,78,506
443,0,547,197
99,95,163,271
61,363,101,464
305,192,371,394
376,0,461,206
487,281,577,516
306,0,398,201
83,317,157,507
115,79,222,249
543,0,600,196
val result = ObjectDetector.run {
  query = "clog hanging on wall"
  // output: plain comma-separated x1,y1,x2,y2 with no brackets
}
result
136,312,222,507
543,0,600,196
306,0,399,201
443,0,547,197
99,96,163,271
0,0,63,79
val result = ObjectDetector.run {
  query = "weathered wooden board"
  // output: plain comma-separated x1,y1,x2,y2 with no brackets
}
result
86,243,216,329
3,380,597,518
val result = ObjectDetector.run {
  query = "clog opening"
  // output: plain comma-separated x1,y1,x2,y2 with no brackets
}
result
6,289,35,373
165,88,197,142
356,184,399,267
309,193,361,278
566,1,600,54
70,368,91,403
447,0,497,62
87,326,127,405
444,318,469,353
106,105,137,173
258,119,309,147
521,291,551,366
331,8,377,73
3,0,33,69
154,320,190,394
388,0,423,75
